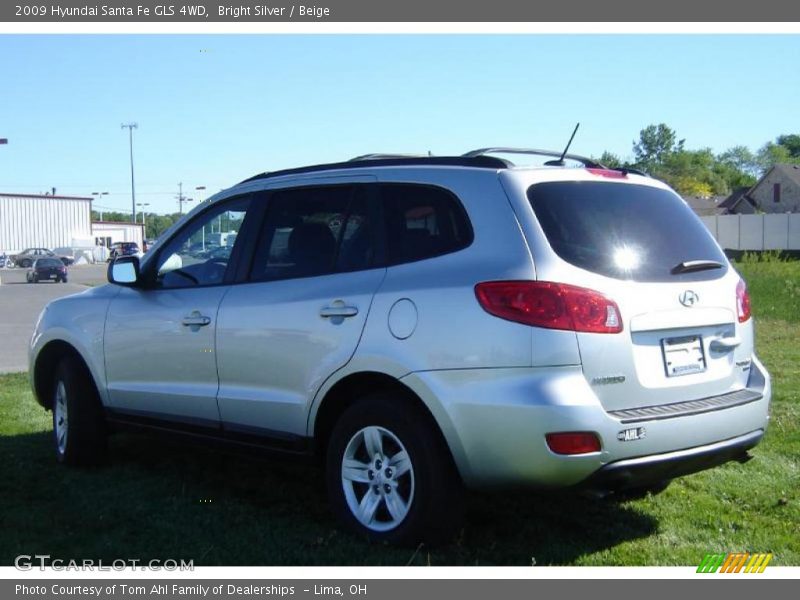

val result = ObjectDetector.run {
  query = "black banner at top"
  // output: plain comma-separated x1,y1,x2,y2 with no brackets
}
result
3,0,800,22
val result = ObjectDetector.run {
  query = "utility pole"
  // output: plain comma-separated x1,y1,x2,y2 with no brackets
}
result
121,122,138,223
177,182,195,214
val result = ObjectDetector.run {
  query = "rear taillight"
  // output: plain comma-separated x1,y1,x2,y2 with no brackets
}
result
545,432,601,455
736,279,751,323
474,281,623,333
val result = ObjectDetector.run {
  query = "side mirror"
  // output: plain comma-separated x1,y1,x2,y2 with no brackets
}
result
108,255,141,286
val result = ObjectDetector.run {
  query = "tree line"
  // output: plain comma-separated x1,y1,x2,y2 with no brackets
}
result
93,211,183,240
597,125,800,198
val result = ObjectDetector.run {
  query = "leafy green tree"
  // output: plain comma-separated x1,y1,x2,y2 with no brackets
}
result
633,123,685,171
758,137,800,172
596,151,624,168
718,145,760,179
776,134,800,157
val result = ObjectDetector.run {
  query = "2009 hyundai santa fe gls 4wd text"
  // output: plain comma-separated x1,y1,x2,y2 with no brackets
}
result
29,149,771,545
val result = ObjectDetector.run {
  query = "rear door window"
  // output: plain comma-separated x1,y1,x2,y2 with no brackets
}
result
250,184,375,281
527,181,728,282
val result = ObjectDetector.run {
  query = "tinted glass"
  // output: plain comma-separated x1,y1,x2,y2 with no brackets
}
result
381,184,472,265
37,258,62,267
527,182,728,282
251,185,374,281
155,196,250,288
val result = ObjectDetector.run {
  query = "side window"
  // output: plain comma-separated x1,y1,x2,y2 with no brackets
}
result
154,196,251,289
250,185,374,282
380,184,472,265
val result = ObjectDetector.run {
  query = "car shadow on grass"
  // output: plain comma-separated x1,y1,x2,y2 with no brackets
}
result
0,429,657,566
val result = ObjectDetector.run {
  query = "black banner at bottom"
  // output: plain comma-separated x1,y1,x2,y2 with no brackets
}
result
3,579,793,600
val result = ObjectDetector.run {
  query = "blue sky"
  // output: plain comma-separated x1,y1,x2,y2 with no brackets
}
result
1,34,798,214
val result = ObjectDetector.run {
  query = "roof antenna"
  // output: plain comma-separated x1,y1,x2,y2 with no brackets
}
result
544,122,580,166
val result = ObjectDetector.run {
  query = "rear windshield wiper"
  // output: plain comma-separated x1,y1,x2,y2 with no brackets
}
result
671,259,724,274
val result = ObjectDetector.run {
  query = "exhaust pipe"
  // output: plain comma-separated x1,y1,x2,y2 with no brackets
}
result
735,452,754,464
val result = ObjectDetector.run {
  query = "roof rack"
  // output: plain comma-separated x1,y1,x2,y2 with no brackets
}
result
239,155,510,184
349,153,429,161
463,147,603,168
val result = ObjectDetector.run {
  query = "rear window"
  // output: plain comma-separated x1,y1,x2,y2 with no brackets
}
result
37,258,62,267
527,181,727,282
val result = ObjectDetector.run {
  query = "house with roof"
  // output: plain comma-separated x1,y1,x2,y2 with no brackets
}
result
748,163,800,213
718,186,758,215
719,164,800,214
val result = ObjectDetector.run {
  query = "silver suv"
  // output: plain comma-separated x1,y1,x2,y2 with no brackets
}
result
29,150,771,545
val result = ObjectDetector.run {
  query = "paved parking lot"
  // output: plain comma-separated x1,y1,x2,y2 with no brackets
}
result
0,264,109,373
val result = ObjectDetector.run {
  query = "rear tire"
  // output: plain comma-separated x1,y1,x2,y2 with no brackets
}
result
52,355,107,466
326,392,463,546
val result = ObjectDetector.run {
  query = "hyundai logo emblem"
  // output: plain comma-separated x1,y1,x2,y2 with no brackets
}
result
679,290,699,307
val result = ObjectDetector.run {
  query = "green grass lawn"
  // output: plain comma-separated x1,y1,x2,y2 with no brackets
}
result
1,259,798,566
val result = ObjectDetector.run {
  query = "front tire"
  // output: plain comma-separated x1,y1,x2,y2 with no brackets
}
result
52,356,107,466
326,393,463,546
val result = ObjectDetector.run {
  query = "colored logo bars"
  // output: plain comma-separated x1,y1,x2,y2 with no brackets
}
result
697,552,773,573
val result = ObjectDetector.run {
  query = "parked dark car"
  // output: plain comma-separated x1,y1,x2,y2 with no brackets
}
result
26,258,68,283
107,242,141,262
10,247,73,268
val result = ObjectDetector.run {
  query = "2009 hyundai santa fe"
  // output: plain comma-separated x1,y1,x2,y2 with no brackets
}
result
29,149,771,544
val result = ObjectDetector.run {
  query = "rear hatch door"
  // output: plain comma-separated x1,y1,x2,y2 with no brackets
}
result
525,177,753,412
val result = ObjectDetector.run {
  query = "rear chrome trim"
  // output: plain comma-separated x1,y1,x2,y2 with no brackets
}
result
608,388,763,423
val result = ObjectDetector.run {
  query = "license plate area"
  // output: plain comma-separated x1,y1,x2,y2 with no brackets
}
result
661,335,706,377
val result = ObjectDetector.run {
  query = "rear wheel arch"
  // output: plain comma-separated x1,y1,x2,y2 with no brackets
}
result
312,372,456,471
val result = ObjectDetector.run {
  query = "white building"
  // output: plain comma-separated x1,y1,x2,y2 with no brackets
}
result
1,192,145,256
0,192,93,253
92,221,145,249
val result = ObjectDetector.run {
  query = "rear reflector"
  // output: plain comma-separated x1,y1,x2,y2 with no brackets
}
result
736,279,751,323
474,281,623,333
545,432,601,455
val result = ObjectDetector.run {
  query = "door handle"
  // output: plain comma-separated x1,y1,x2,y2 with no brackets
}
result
320,304,358,318
182,313,212,327
710,337,741,352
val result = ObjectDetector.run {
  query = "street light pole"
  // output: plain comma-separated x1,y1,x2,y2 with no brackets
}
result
121,123,138,223
136,202,150,231
92,191,109,220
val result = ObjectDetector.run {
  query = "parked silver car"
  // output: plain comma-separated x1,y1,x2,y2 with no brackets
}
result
29,151,771,544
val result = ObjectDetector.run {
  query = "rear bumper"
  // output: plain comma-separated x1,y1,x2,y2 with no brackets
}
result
400,355,771,488
581,429,763,491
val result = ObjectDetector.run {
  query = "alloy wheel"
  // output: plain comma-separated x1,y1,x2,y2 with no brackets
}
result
54,381,69,454
341,426,415,532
